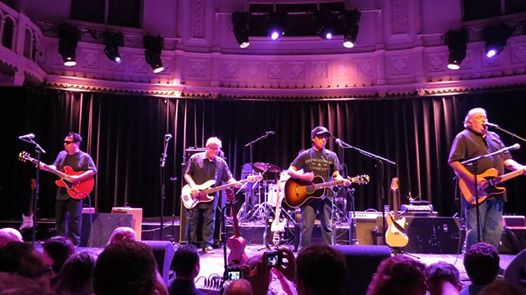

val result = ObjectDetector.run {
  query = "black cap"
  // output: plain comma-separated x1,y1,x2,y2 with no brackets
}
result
311,126,331,138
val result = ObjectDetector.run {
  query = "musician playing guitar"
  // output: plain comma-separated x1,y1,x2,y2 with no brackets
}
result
288,126,351,250
38,132,97,246
184,137,240,254
448,108,526,250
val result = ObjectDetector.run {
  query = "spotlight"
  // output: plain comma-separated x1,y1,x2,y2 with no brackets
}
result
482,23,513,58
232,12,250,48
269,12,286,40
444,29,468,70
316,12,335,40
102,31,123,63
57,24,80,66
143,35,164,73
342,10,361,48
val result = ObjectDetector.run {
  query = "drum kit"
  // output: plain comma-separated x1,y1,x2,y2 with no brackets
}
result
237,162,295,224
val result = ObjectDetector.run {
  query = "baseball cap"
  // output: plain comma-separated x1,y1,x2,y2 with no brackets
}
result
311,126,331,138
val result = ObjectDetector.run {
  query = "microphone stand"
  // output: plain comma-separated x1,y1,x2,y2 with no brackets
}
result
20,137,46,245
159,135,171,240
488,124,526,144
241,132,273,222
461,143,520,244
336,138,396,244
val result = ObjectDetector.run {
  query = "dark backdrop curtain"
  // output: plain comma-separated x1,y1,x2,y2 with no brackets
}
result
1,87,525,219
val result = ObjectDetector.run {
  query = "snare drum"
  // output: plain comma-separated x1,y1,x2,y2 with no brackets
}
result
267,183,279,207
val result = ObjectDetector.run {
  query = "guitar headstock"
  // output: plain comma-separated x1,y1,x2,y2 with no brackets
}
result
390,177,399,191
18,151,31,163
351,174,370,185
247,174,263,182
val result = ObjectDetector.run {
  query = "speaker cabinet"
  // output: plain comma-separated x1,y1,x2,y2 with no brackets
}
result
111,207,143,240
333,245,391,295
80,213,133,247
405,216,462,254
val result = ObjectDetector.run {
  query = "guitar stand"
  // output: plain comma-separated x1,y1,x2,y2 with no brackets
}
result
390,247,420,259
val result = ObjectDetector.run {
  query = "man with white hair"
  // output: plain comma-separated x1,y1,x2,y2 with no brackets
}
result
448,108,526,250
184,137,239,254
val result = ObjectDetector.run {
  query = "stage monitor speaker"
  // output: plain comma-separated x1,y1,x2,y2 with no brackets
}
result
504,248,526,292
333,245,391,295
80,213,133,247
405,216,462,254
143,240,176,285
111,207,143,240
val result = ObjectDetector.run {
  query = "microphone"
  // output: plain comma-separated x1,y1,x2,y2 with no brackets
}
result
508,143,521,151
266,131,275,135
164,134,172,141
335,138,344,147
484,122,499,128
18,133,35,140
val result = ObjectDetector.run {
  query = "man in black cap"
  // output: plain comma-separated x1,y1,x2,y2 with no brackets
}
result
288,126,350,249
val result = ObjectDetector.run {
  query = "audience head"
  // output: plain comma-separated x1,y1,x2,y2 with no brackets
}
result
463,242,500,286
0,227,23,247
172,244,200,279
94,240,157,295
0,272,55,295
0,241,51,279
42,236,75,274
296,244,347,295
108,227,137,245
224,278,253,295
478,279,525,295
424,261,461,295
367,255,427,295
57,251,98,295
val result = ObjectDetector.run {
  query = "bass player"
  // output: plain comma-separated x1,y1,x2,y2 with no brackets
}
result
287,126,350,250
448,108,525,250
39,132,97,246
184,137,240,254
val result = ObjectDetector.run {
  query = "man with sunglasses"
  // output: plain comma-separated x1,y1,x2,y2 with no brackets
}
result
40,132,97,246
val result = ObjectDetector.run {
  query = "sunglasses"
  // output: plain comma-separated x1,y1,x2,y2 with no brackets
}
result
64,140,75,145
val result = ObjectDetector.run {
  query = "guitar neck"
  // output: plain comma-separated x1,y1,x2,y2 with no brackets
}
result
28,158,68,179
203,178,250,195
495,169,525,184
313,179,347,189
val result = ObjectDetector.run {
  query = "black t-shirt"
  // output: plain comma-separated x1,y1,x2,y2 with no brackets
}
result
448,129,511,175
53,150,97,200
291,147,341,180
184,152,233,187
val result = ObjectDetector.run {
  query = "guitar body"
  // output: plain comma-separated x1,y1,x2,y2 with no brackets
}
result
227,236,248,265
181,180,216,209
54,166,94,200
385,214,409,248
284,176,325,208
458,168,506,205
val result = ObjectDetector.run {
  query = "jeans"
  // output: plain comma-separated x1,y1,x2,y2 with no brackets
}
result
55,198,83,245
186,198,218,248
464,197,503,251
299,198,332,250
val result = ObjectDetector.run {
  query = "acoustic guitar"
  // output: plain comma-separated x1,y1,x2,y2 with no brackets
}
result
385,177,409,248
226,188,248,266
458,167,525,205
181,174,262,209
284,174,370,208
18,151,94,200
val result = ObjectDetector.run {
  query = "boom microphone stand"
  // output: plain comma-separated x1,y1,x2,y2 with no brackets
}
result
18,134,46,245
335,138,396,243
159,134,172,240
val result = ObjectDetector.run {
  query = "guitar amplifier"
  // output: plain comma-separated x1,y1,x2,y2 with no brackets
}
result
404,216,463,254
111,207,143,240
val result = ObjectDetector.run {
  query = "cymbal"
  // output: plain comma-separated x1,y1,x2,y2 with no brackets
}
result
252,162,281,173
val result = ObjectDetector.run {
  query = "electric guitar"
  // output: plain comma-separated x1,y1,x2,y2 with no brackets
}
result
226,188,248,266
459,167,526,205
18,152,94,200
385,177,409,248
284,174,370,208
181,174,262,209
269,171,289,247
20,178,36,231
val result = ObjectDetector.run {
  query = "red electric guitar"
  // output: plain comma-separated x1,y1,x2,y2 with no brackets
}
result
226,189,248,266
